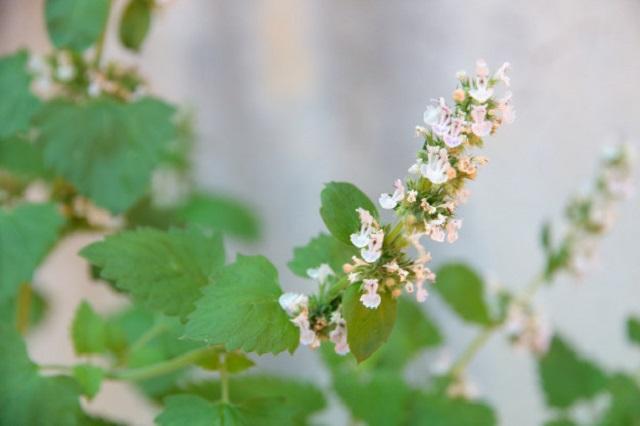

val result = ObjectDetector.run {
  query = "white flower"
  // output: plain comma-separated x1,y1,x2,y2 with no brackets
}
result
469,72,493,103
493,62,511,87
423,104,442,126
443,117,466,148
405,282,415,293
348,272,360,283
361,230,384,263
307,263,334,283
279,293,308,316
446,219,462,243
475,59,490,78
497,91,516,124
350,208,375,248
329,312,350,355
406,190,418,203
292,313,318,347
360,279,381,309
470,105,493,137
416,281,429,302
379,179,405,209
422,148,451,184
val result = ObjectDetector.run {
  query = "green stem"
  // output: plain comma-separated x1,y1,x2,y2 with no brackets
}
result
448,274,548,378
93,0,113,68
128,322,168,354
16,283,32,335
220,354,230,403
107,346,217,382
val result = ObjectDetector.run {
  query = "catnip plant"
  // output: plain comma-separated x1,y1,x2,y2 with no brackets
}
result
0,2,637,426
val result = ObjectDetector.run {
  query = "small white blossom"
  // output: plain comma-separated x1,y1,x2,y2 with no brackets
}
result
379,179,405,210
279,293,308,316
360,279,381,309
470,105,493,137
306,263,335,283
422,148,451,184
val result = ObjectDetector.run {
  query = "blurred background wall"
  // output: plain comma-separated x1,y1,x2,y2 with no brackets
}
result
1,0,639,424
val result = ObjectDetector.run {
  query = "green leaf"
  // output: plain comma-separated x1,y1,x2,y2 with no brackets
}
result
363,296,442,371
156,394,292,426
342,283,397,363
598,374,640,425
45,0,110,52
0,287,48,329
626,316,640,346
543,418,577,426
333,371,412,426
81,227,224,319
0,51,41,139
0,325,90,425
195,350,254,374
72,364,104,400
434,263,492,325
320,182,378,245
158,375,326,425
71,301,108,354
0,203,64,299
288,233,357,278
410,394,497,426
537,335,607,408
119,0,152,51
176,192,261,241
35,97,177,213
185,255,299,355
0,135,48,179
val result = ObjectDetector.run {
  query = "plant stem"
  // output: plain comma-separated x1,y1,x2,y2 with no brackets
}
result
16,283,32,335
93,0,113,68
220,354,230,403
448,274,548,378
128,322,168,354
107,346,217,382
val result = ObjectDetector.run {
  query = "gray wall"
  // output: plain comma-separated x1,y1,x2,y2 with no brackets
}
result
2,0,639,424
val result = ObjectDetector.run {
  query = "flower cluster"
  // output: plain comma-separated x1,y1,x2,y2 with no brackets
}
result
280,59,515,355
504,302,552,355
549,144,634,277
347,59,514,309
28,51,146,101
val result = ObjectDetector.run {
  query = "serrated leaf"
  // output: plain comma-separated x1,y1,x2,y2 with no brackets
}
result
410,394,497,426
0,51,41,139
71,301,108,354
334,370,412,426
342,283,397,362
0,202,64,299
176,192,261,241
72,364,104,399
81,227,224,319
45,0,110,52
288,233,357,278
158,375,326,425
0,325,90,425
35,97,177,213
0,287,47,329
119,0,152,51
598,374,640,425
434,263,492,325
363,296,442,371
626,316,640,346
537,335,607,408
185,255,299,355
320,182,378,245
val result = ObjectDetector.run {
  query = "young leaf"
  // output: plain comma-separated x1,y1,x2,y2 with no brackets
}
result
333,370,412,426
288,233,357,278
342,284,398,362
45,0,111,52
119,0,153,51
81,227,224,319
0,325,90,425
156,395,233,426
537,335,607,408
0,203,64,299
363,297,443,371
72,364,104,400
434,263,492,325
159,375,326,425
598,373,640,425
71,301,108,355
176,192,261,241
626,316,640,346
410,393,497,426
35,97,177,213
0,51,41,139
184,255,299,355
320,182,378,245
